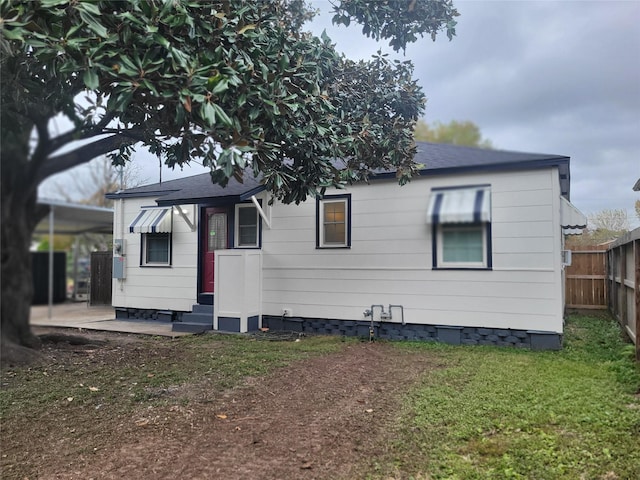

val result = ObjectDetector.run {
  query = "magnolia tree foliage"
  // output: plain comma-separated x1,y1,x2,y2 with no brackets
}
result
2,0,458,202
0,0,458,354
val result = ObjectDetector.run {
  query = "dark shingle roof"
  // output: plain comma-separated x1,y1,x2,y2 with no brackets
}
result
412,142,570,197
105,171,264,206
106,141,571,204
414,142,568,171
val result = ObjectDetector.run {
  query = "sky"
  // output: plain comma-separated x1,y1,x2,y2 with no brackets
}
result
40,0,640,227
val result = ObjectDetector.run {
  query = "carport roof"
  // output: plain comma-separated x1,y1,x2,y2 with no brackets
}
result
34,199,114,235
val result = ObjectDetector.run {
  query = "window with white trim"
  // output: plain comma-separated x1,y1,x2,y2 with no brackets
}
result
142,233,171,266
317,195,351,248
428,186,492,269
234,204,260,248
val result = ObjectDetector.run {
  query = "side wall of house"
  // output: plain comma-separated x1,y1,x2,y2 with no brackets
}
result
111,196,198,312
261,167,564,333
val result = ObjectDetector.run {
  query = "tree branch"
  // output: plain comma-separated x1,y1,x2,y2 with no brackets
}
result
45,111,118,156
27,118,52,178
35,132,144,184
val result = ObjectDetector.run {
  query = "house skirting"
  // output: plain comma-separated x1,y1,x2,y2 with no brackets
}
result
115,307,185,322
262,315,562,350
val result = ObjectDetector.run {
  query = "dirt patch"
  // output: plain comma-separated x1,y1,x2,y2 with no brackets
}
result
2,329,436,479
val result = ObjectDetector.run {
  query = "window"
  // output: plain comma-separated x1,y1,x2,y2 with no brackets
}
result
428,186,492,269
317,195,351,248
235,204,260,248
142,233,171,266
130,207,173,266
208,211,228,251
438,224,487,267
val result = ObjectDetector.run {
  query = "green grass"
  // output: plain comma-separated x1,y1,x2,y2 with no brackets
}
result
0,333,346,419
367,314,640,480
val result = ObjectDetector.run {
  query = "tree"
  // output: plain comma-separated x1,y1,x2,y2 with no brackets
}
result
414,119,492,148
586,208,630,244
635,200,640,223
0,0,459,358
588,208,630,233
48,156,145,208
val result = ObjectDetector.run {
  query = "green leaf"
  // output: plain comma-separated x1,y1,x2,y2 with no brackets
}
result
201,102,216,127
40,0,70,6
170,47,189,69
76,1,102,17
78,11,109,38
211,103,232,127
83,69,99,90
211,78,229,95
153,34,170,49
119,11,146,27
111,90,133,112
1,29,24,41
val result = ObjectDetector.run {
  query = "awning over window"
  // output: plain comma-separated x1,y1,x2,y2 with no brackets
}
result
129,207,172,233
560,197,587,233
427,186,491,224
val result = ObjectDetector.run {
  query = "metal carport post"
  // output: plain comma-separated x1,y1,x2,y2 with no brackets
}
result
34,199,114,319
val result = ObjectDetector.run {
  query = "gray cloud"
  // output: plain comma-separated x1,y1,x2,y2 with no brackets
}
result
310,0,640,225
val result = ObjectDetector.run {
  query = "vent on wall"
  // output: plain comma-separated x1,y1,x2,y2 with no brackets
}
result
561,250,572,266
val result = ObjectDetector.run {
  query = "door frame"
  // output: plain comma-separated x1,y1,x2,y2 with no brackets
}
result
197,205,231,305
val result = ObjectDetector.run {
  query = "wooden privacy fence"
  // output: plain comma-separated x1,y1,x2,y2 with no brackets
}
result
565,244,608,310
606,229,639,360
90,251,112,306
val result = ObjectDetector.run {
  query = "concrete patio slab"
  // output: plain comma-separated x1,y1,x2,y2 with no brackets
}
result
30,303,192,337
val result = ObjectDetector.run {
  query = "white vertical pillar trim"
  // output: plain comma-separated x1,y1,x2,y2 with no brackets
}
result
48,206,54,319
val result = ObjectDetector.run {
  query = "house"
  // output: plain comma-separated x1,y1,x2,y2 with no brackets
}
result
106,141,587,349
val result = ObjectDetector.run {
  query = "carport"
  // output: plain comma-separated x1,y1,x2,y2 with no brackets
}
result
34,199,113,318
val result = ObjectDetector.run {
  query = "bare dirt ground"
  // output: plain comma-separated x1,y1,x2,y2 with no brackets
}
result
1,328,437,480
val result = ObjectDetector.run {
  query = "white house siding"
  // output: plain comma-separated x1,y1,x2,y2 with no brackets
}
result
261,167,564,333
111,197,199,312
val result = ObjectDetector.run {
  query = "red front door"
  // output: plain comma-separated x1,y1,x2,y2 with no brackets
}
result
202,208,228,293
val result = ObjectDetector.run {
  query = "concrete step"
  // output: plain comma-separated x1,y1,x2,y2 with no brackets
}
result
191,304,214,315
180,312,212,324
171,304,214,333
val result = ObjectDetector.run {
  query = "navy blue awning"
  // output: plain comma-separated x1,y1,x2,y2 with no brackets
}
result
427,186,491,224
129,207,172,233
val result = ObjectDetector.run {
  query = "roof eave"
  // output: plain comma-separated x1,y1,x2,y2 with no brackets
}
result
156,194,241,207
239,185,267,201
373,156,571,196
105,190,178,200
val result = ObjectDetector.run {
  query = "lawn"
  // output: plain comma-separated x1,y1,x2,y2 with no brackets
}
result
1,313,638,479
364,313,640,480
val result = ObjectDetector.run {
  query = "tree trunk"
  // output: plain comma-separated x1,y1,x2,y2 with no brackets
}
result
1,184,45,350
